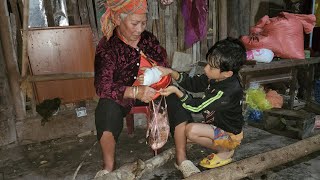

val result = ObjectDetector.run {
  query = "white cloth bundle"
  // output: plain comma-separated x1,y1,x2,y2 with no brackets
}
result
143,67,162,86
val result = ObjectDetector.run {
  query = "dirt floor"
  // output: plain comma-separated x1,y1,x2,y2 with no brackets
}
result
0,115,320,180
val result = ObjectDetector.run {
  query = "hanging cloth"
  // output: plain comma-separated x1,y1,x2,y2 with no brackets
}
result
181,0,208,48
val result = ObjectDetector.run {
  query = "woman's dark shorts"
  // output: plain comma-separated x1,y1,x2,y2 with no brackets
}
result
95,94,193,142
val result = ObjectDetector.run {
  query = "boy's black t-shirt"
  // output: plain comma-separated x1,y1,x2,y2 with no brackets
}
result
177,73,244,135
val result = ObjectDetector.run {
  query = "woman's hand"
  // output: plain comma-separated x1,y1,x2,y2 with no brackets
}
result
136,85,156,103
137,74,144,85
137,67,149,85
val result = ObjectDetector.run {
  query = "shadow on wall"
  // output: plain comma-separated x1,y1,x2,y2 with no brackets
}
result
255,2,285,22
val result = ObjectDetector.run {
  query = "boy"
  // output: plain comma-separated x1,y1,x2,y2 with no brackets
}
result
158,37,246,168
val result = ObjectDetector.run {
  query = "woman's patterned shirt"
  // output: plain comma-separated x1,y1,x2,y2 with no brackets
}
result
94,30,168,109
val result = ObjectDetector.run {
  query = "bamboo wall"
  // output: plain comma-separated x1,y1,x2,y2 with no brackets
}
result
3,0,275,107
1,0,283,146
6,0,274,70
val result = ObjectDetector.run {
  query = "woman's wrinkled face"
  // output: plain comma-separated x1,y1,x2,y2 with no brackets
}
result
117,13,147,42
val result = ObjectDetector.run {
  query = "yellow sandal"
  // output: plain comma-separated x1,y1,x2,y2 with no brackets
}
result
199,153,232,169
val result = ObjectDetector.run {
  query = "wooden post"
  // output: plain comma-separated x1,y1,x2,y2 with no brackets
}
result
227,0,250,38
177,0,184,51
25,72,94,82
158,0,166,48
218,0,227,40
239,0,250,36
20,0,37,115
0,0,26,120
43,0,55,26
186,134,320,180
78,0,90,24
21,0,29,78
8,0,23,67
86,0,99,43
72,0,81,25
250,0,269,26
207,0,217,49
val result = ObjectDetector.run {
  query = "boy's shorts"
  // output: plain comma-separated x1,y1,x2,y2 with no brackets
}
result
210,125,243,150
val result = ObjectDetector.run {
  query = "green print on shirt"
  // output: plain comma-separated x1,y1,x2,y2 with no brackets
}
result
182,91,224,112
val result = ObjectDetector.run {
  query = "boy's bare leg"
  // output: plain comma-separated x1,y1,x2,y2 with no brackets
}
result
174,122,188,165
100,131,116,171
186,123,234,159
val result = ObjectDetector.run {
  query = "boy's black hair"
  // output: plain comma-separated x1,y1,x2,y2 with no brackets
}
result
206,37,246,73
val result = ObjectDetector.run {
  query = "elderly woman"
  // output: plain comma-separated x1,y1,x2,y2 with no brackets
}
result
94,0,200,178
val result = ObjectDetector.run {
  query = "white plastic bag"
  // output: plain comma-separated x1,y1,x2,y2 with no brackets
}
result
246,48,274,63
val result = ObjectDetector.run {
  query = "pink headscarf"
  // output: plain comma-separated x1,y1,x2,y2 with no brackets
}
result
101,0,148,40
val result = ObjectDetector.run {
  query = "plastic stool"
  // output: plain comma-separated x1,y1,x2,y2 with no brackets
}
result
126,106,150,135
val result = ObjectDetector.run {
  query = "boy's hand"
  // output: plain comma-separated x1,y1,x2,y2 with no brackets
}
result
159,86,180,97
155,66,173,77
156,66,180,81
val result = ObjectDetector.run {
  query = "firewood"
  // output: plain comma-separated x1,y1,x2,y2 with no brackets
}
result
96,144,194,180
186,134,320,180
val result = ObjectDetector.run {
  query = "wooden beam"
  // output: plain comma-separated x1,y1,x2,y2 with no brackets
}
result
71,0,82,25
186,134,320,180
8,0,23,68
239,0,250,36
218,0,227,40
207,0,217,48
227,0,240,38
227,0,250,38
86,0,98,43
43,0,55,26
177,0,184,51
0,0,26,120
21,0,29,77
264,109,310,120
78,0,90,24
240,58,320,73
24,72,94,82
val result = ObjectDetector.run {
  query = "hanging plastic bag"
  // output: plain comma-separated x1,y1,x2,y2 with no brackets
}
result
146,96,170,155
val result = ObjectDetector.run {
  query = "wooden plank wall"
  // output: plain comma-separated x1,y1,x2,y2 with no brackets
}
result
6,0,267,71
147,0,218,64
27,26,96,104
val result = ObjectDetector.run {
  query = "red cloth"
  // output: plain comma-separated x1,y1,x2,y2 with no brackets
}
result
241,12,316,59
132,52,171,100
